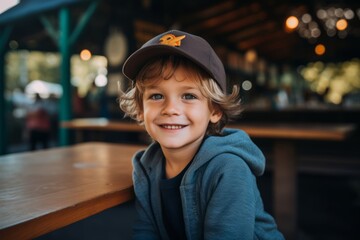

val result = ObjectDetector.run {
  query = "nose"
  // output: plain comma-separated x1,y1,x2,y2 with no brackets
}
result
161,98,180,116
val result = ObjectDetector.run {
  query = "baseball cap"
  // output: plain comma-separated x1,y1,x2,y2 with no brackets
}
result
122,30,226,91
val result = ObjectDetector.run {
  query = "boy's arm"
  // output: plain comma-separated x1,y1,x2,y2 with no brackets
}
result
203,156,256,239
132,199,160,240
132,151,161,239
203,154,284,239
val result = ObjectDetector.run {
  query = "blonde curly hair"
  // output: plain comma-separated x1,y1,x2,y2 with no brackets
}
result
119,56,242,135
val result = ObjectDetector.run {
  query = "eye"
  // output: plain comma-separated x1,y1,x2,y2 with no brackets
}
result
150,94,163,100
182,93,197,100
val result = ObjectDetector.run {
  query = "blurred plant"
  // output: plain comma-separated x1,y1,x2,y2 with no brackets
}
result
5,50,60,90
5,50,107,97
300,58,360,104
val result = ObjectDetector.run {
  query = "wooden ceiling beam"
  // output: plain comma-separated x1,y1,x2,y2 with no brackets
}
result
179,0,238,26
227,21,276,42
134,19,166,35
236,30,286,50
258,34,298,52
258,36,310,62
207,11,268,37
184,3,261,33
134,19,166,46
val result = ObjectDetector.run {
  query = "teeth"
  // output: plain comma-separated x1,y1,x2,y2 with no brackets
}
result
162,125,183,129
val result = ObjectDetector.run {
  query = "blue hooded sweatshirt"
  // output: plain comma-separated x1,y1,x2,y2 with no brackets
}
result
132,128,284,240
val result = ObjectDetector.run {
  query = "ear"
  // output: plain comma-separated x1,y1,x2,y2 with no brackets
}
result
210,109,222,124
137,111,144,122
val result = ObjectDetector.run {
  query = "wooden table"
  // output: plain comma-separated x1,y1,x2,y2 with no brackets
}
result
61,118,144,132
62,118,356,239
61,118,145,143
229,123,355,141
0,142,145,240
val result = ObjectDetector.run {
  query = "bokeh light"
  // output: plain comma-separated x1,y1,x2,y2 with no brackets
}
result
285,16,299,30
336,19,348,31
80,49,92,61
315,44,326,56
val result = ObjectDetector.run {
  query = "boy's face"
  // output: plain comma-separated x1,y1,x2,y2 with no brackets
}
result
138,66,222,152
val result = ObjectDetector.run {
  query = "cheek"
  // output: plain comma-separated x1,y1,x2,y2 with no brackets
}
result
187,105,212,121
142,106,157,121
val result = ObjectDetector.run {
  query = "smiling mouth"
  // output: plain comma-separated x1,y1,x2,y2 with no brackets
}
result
161,124,186,130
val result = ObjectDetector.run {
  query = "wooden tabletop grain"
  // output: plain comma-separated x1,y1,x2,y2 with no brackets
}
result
0,142,145,240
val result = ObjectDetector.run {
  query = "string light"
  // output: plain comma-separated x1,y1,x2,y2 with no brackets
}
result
287,6,358,40
80,49,92,61
315,44,326,56
336,19,348,31
285,16,299,30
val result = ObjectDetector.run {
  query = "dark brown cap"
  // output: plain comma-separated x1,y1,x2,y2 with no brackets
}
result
122,30,226,91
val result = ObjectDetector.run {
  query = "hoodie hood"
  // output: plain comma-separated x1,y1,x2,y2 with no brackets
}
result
191,128,265,176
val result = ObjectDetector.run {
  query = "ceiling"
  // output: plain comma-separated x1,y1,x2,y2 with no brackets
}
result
2,0,360,66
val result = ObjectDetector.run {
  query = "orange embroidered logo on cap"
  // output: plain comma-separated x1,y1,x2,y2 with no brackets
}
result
159,34,186,47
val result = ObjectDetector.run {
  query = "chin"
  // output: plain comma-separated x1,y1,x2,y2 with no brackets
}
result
159,142,183,149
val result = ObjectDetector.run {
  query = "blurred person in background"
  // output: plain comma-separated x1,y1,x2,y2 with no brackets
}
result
25,93,51,150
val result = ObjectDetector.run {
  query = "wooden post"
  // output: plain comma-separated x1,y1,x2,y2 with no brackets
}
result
273,140,297,240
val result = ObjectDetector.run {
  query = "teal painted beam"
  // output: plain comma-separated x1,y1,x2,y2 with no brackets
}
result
39,15,59,45
69,0,99,46
59,7,72,146
39,1,99,146
0,26,12,155
0,55,5,155
0,27,12,48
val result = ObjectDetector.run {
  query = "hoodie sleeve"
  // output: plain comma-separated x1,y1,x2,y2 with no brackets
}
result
203,153,257,239
202,153,283,240
132,151,161,240
132,199,161,240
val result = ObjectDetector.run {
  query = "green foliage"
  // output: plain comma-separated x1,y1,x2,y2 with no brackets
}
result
5,50,60,90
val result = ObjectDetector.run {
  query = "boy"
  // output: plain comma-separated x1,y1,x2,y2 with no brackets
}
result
120,30,284,239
